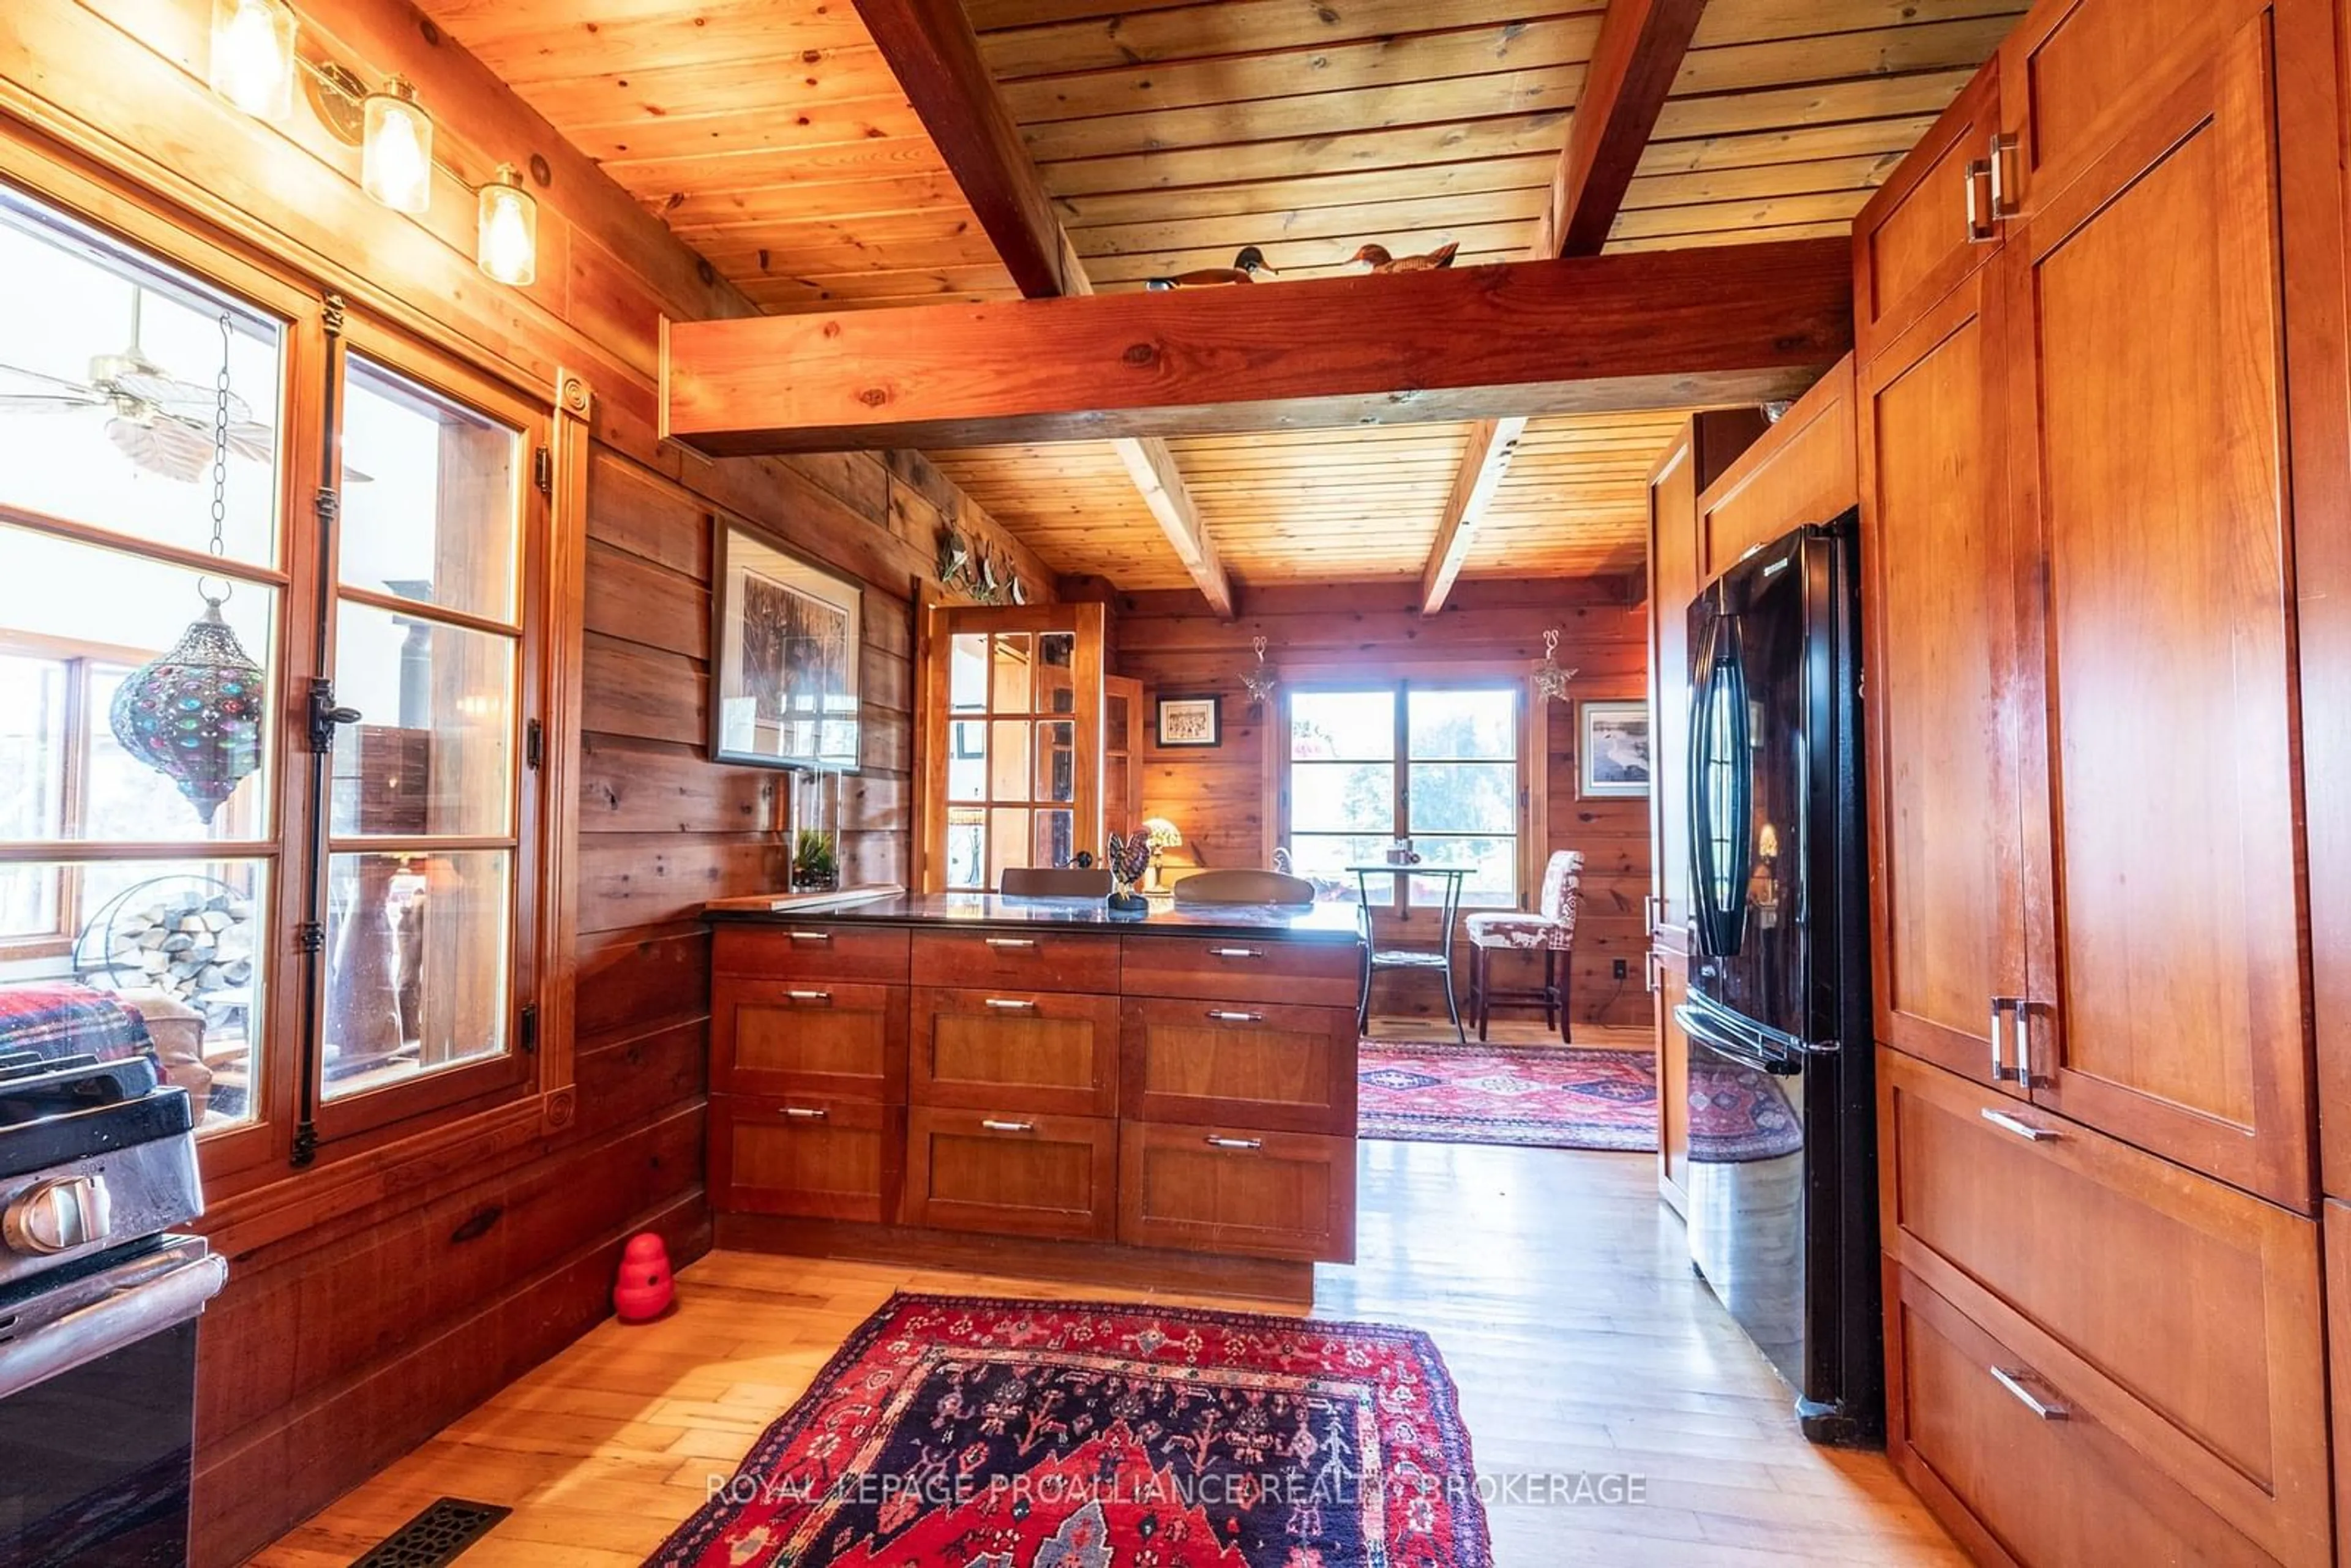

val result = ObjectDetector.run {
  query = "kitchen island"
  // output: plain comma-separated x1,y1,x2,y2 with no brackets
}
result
703,894,1367,1300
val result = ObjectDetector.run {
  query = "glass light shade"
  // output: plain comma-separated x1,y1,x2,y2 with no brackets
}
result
361,78,433,214
476,166,538,287
110,601,266,826
209,0,297,121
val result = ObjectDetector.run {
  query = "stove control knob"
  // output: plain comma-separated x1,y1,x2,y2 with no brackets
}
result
3,1175,113,1255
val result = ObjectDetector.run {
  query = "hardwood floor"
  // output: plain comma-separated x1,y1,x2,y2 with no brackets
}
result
252,1029,1959,1567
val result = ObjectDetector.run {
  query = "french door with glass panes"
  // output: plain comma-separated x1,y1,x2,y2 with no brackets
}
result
921,604,1106,892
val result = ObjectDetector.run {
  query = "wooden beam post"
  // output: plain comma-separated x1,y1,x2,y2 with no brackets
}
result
663,239,1851,451
1419,0,1712,615
852,0,1235,618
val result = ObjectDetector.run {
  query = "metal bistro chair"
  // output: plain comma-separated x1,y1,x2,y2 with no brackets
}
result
1349,862,1474,1043
1465,850,1585,1041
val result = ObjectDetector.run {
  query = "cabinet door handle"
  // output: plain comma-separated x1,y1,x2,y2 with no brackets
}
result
981,1118,1036,1134
1206,1010,1265,1023
1979,1106,2061,1143
983,997,1039,1011
1988,996,2015,1081
781,1106,828,1121
786,929,833,944
1643,894,1662,932
2013,998,2035,1087
1644,950,1660,996
1987,132,2017,217
1989,1365,2068,1420
1207,947,1263,959
1204,1135,1263,1151
785,989,833,1003
984,937,1037,950
1964,158,1995,242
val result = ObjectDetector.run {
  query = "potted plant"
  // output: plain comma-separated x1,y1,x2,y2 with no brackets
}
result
792,827,839,893
1104,829,1152,915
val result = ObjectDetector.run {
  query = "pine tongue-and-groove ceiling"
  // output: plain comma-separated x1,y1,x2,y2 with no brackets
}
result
415,0,2019,595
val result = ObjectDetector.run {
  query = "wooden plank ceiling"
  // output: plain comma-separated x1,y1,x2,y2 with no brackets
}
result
422,0,2019,593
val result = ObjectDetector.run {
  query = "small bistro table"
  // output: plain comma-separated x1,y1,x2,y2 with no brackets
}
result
1347,863,1473,1043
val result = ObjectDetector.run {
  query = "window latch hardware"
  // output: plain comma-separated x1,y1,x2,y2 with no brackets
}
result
305,677,361,754
525,718,544,770
533,445,552,496
519,1003,539,1054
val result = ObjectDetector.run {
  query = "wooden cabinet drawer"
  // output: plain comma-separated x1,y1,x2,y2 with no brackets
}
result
713,923,911,985
912,988,1119,1117
712,1095,902,1223
713,978,907,1101
1854,60,2002,359
1117,1122,1354,1263
909,929,1119,994
902,1107,1117,1241
1888,1264,2274,1566
1880,1052,2328,1564
1119,936,1361,1009
1120,997,1356,1136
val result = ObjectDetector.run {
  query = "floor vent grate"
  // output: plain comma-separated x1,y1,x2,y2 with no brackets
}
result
348,1497,511,1568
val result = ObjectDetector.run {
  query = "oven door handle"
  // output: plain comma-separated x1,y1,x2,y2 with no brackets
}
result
0,1252,227,1402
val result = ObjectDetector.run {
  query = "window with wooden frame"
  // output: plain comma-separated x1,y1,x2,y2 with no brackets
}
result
1278,679,1529,911
0,157,566,1184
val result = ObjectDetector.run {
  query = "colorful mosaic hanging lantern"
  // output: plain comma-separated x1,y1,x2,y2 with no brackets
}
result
108,310,264,826
110,596,263,824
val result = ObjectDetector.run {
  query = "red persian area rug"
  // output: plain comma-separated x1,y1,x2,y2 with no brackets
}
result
1357,1041,1660,1151
647,1293,1492,1568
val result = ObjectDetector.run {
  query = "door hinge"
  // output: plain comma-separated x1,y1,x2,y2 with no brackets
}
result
525,717,544,770
519,1003,539,1055
312,486,340,525
533,445,552,497
294,921,325,955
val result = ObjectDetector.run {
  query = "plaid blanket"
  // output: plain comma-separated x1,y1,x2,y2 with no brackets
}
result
0,982,155,1064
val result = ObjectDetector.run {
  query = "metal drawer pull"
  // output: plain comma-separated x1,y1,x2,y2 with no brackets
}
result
785,989,833,1003
1980,1107,2061,1142
781,1106,828,1120
1989,1365,2068,1420
983,997,1039,1011
981,1118,1036,1134
984,937,1037,950
1206,1010,1265,1023
1204,1135,1264,1151
1206,947,1263,959
786,929,833,943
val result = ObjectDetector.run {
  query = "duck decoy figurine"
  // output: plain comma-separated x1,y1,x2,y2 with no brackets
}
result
1146,246,1280,290
1348,241,1460,274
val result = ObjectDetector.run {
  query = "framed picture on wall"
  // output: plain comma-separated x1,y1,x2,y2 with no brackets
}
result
1578,700,1651,798
711,522,863,770
1156,694,1223,749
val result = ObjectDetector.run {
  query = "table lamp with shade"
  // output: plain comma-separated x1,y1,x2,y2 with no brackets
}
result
1142,817,1184,892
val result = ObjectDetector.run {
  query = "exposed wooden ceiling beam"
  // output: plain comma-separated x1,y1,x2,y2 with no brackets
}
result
1420,0,1712,615
662,238,1851,453
851,0,1234,618
1420,417,1528,616
1539,0,1713,261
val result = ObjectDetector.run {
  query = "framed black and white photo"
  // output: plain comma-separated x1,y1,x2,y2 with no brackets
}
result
1155,694,1223,749
712,522,863,770
1578,699,1651,798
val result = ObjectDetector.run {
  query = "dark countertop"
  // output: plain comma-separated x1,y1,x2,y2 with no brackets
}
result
705,891,1365,945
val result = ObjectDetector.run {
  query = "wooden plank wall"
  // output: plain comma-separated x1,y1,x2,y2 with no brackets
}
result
0,6,1049,1561
1112,577,1654,1030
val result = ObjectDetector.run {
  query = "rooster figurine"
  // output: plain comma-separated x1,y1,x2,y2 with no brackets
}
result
1348,241,1460,274
1147,246,1279,290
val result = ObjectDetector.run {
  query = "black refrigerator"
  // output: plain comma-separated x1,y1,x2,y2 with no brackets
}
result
1676,510,1881,1447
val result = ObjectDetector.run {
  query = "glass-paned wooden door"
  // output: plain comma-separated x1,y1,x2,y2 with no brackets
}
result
922,603,1105,892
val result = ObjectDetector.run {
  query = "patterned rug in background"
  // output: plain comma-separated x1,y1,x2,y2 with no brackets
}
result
648,1293,1493,1568
1358,1041,1659,1151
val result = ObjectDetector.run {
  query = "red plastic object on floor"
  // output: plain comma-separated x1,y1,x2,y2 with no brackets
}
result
612,1232,674,1322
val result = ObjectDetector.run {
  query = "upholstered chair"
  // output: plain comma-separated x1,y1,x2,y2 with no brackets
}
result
1464,849,1584,1041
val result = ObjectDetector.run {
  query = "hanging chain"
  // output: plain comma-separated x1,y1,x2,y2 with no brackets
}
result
210,312,232,558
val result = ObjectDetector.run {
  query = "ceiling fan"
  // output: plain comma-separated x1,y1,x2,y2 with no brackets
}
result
0,287,276,483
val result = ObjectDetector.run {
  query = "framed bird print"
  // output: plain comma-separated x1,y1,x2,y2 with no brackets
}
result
1578,700,1651,798
712,522,863,771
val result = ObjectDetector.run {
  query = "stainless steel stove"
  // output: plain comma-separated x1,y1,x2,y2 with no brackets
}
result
0,1047,227,1566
